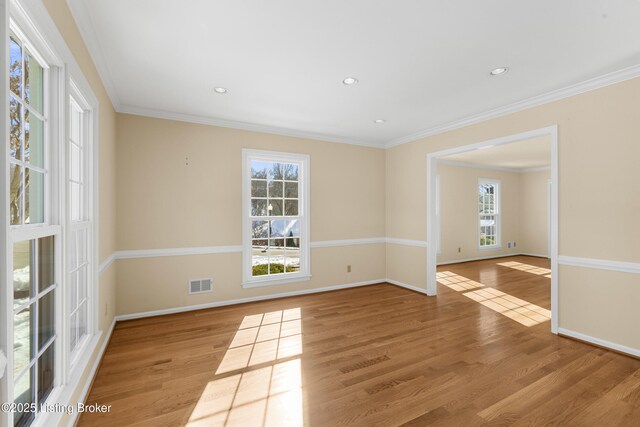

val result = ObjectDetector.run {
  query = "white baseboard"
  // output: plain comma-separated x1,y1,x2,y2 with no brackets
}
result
115,278,387,321
557,328,640,359
519,253,549,258
385,278,433,295
437,253,520,266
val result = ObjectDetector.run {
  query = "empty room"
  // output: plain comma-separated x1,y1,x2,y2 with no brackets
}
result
1,1,639,426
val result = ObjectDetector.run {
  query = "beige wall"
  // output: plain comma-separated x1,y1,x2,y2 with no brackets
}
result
42,0,117,423
115,114,386,315
518,170,551,257
386,76,640,351
437,164,521,263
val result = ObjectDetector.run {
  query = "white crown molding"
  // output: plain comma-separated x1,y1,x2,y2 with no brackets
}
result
558,328,640,358
385,63,640,148
558,255,640,274
66,0,122,109
118,104,383,149
386,238,428,248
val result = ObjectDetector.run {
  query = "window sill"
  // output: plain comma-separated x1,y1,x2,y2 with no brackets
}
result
479,245,502,251
242,274,311,288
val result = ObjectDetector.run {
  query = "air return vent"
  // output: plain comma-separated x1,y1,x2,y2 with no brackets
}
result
189,278,213,294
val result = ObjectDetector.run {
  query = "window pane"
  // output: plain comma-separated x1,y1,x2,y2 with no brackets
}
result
70,312,77,352
251,199,267,216
250,161,270,179
70,143,81,182
251,220,268,239
37,344,55,405
268,199,283,216
13,368,34,427
71,182,82,221
38,236,55,292
251,180,267,197
268,180,283,198
78,267,87,303
285,237,300,248
14,306,32,376
69,231,78,270
25,168,45,224
25,50,44,114
267,247,285,273
268,163,284,180
252,241,269,276
10,164,23,225
10,96,22,159
13,240,32,309
38,291,54,350
284,182,298,198
284,164,298,181
78,302,87,342
77,229,87,265
70,272,78,313
269,220,287,237
70,103,81,143
284,200,298,216
286,248,301,273
9,35,22,96
269,238,285,248
25,110,44,168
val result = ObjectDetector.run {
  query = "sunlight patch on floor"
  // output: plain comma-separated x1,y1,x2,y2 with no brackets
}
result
436,271,485,291
187,359,303,427
497,261,551,276
216,308,302,375
188,308,304,426
462,287,551,327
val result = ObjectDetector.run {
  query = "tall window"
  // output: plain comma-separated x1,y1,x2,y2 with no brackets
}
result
242,150,310,287
479,179,500,248
9,30,58,426
68,91,92,361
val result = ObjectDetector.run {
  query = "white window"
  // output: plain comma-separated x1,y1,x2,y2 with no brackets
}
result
67,85,93,362
242,149,310,287
8,28,59,427
479,179,500,249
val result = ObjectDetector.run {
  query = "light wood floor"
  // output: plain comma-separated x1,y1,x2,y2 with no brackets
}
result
78,256,640,426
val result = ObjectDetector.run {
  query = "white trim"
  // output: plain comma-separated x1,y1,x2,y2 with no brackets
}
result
558,328,640,359
436,253,523,266
558,256,640,274
115,279,386,321
437,159,551,174
97,253,115,274
519,252,549,259
427,125,559,332
385,278,429,295
385,237,428,248
117,245,243,259
311,237,386,248
385,64,640,148
478,178,501,251
119,105,382,149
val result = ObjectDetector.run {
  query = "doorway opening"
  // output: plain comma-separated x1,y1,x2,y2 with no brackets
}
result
426,126,558,333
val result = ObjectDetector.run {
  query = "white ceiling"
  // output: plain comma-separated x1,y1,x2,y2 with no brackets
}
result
440,136,551,170
69,0,640,147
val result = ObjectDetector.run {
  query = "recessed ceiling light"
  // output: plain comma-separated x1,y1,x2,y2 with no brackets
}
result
342,77,358,85
213,87,228,94
489,67,509,76
374,119,386,124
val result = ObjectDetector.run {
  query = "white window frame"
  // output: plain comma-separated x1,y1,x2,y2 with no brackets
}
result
2,2,101,426
66,79,95,368
478,178,501,250
242,149,311,288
